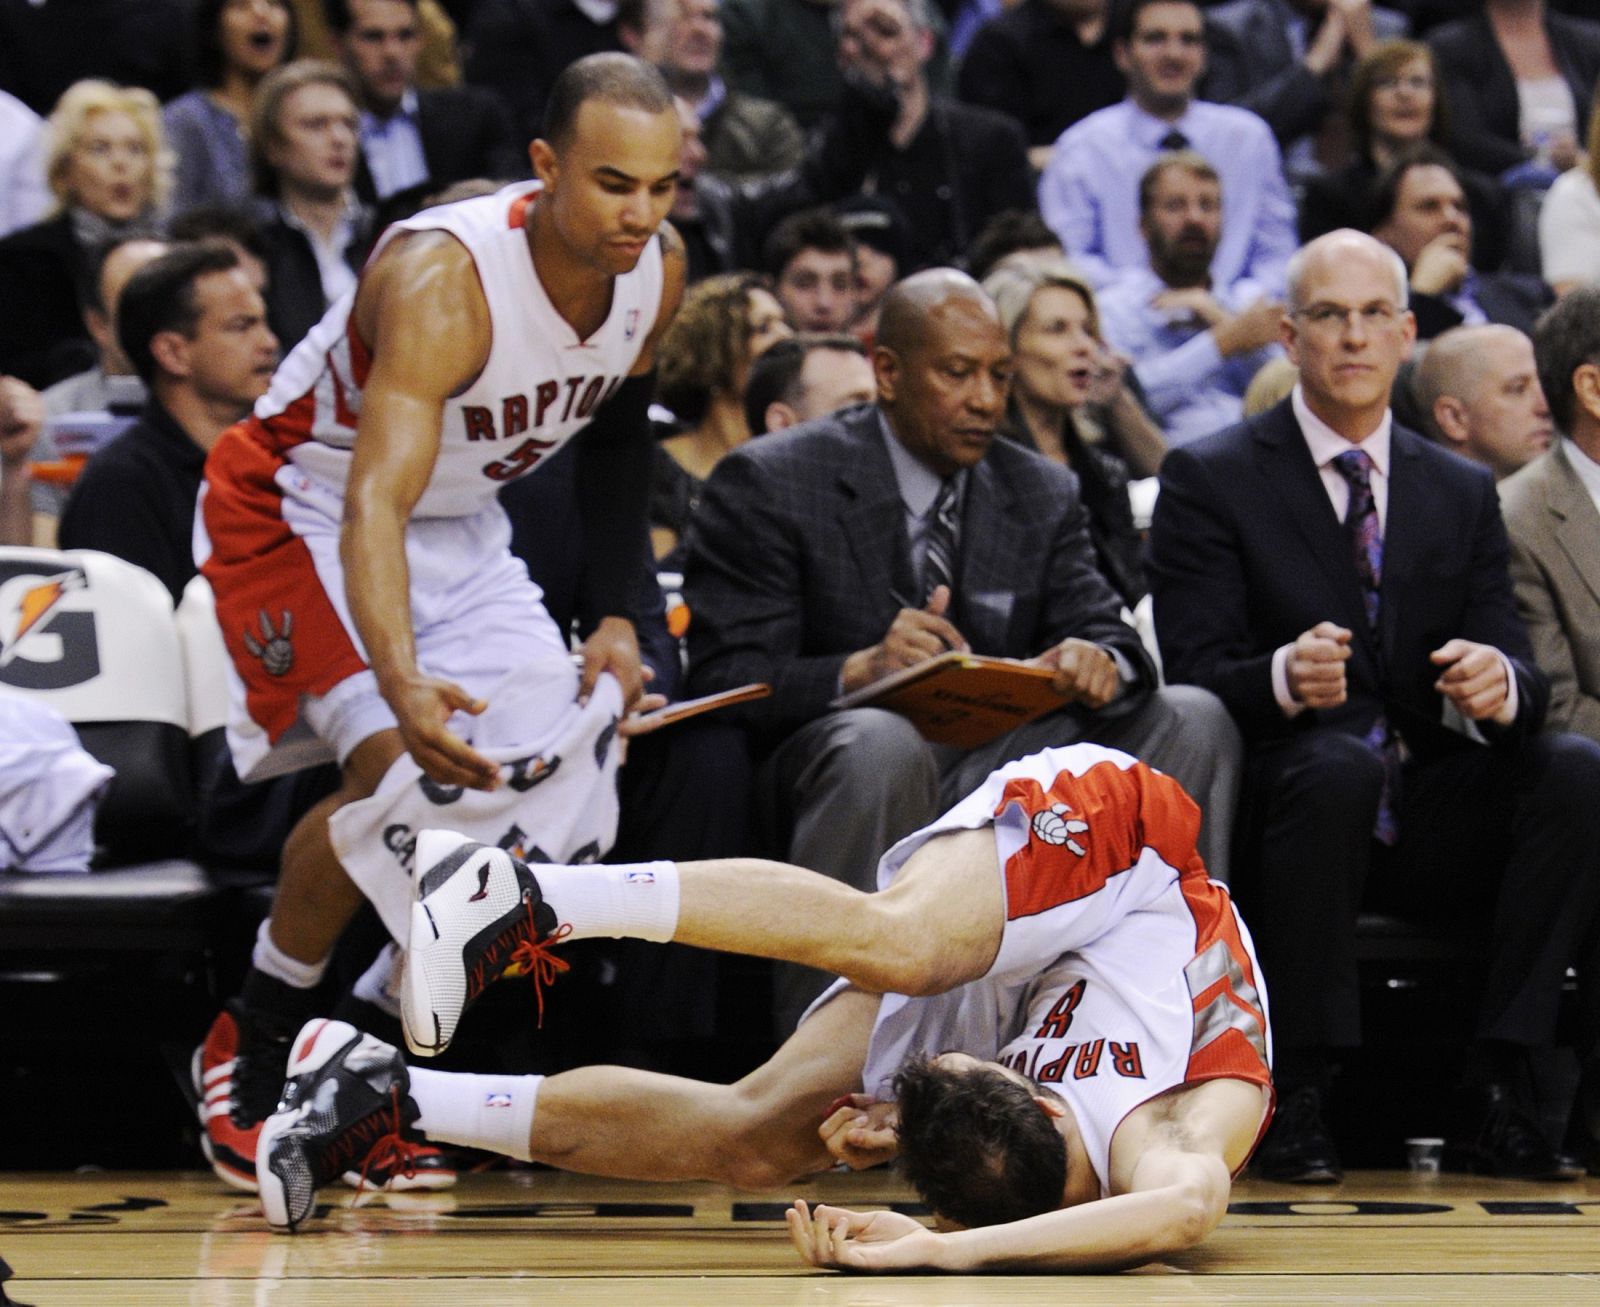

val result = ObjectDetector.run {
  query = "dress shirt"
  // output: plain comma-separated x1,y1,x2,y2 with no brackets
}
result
1564,435,1600,519
693,75,728,123
1095,266,1279,447
276,194,365,308
1270,385,1516,723
1036,97,1298,293
1443,272,1490,327
360,88,429,201
879,411,965,590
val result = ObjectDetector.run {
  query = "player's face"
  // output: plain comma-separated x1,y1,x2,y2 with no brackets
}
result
878,295,1012,476
1012,284,1099,410
341,0,423,111
65,110,155,223
539,100,682,276
179,268,280,412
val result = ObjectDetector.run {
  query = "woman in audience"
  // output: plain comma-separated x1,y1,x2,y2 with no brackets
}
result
650,272,792,561
164,0,296,216
1539,96,1600,296
982,253,1147,607
0,80,169,389
1300,40,1507,270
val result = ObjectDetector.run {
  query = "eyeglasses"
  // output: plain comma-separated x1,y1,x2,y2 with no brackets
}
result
1373,74,1434,94
1291,303,1404,332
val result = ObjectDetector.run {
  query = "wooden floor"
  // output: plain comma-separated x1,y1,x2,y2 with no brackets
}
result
5,1168,1600,1305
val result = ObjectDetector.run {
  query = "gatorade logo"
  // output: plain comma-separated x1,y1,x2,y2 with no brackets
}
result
0,562,100,690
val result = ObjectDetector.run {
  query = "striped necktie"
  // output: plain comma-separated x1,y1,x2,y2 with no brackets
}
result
922,478,960,602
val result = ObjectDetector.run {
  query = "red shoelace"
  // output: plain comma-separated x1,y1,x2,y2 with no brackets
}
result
466,893,574,1027
327,1085,422,1199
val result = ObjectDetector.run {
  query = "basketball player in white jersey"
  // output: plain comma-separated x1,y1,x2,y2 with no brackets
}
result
189,53,687,1194
257,744,1275,1272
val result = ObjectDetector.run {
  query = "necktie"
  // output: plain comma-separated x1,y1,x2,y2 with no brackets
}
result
1332,449,1399,845
1158,129,1190,151
922,478,960,603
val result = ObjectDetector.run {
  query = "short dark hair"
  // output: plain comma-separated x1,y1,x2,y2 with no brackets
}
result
1364,141,1463,231
117,241,242,386
742,332,866,434
1112,0,1202,43
1534,287,1600,434
893,1055,1068,1230
965,209,1060,282
541,53,674,150
762,207,854,280
324,0,420,34
190,0,297,89
168,205,270,265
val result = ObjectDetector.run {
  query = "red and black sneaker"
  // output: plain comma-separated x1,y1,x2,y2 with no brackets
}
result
258,1019,426,1231
192,1001,296,1192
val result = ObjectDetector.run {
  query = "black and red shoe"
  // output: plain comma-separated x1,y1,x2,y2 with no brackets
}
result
192,1001,296,1192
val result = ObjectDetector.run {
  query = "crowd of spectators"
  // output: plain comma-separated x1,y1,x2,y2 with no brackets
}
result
6,0,1600,1184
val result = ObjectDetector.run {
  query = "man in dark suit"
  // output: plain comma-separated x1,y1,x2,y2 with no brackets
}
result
1367,145,1551,341
330,0,526,223
1150,229,1600,1182
685,268,1240,1030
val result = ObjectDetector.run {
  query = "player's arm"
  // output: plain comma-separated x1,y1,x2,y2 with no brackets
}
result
342,231,500,789
572,222,688,709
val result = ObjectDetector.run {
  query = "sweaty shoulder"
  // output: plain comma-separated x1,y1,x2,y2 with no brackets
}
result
355,229,492,393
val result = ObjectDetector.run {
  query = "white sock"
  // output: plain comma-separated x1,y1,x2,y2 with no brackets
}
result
409,1068,541,1162
351,943,402,1018
538,860,680,943
252,918,329,989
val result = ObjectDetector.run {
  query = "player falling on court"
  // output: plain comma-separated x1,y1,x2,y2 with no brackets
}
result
191,54,687,1195
258,743,1275,1273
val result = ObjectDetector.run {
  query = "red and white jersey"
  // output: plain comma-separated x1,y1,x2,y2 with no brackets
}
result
252,180,665,519
854,744,1273,1197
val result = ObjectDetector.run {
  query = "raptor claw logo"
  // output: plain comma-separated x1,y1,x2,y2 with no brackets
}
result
241,609,294,676
1031,803,1089,857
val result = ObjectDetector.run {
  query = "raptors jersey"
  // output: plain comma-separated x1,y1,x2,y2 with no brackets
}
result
851,744,1273,1197
253,180,665,518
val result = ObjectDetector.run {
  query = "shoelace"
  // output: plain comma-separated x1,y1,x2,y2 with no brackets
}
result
467,893,573,1026
334,1085,422,1199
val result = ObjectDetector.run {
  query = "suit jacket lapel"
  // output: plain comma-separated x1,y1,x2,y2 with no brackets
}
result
1547,442,1600,608
954,456,1027,650
837,413,916,618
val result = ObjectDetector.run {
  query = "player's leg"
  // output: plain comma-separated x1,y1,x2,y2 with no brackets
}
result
258,988,880,1231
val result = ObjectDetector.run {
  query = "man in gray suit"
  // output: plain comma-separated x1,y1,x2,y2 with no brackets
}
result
1502,288,1600,746
683,268,1239,1030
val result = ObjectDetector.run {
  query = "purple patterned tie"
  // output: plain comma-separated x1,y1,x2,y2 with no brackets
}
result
1333,449,1400,845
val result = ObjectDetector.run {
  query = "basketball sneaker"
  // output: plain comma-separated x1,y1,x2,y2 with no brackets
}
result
192,1001,298,1192
339,1141,457,1192
258,1019,427,1232
401,830,570,1058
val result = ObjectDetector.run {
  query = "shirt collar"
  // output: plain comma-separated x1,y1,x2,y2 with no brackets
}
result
363,86,419,130
276,191,367,241
1292,383,1392,477
141,397,208,468
878,409,959,517
1125,98,1198,148
1564,434,1600,502
695,75,727,121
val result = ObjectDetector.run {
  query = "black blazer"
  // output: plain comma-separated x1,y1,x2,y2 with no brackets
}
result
1410,269,1553,341
1148,398,1547,756
682,402,1153,743
1428,10,1600,176
254,203,375,354
0,211,95,389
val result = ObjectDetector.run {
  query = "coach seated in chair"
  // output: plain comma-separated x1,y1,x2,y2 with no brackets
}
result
682,267,1240,1034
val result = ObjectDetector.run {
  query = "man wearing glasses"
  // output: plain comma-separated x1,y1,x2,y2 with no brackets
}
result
1147,228,1600,1185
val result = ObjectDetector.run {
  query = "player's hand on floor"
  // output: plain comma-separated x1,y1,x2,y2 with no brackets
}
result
389,672,499,790
819,1094,899,1170
786,1201,944,1272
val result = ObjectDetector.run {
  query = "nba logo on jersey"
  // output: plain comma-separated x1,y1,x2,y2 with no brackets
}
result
624,308,640,341
625,870,655,885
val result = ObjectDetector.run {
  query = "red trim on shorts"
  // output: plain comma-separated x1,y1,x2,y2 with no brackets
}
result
994,759,1207,921
200,415,369,745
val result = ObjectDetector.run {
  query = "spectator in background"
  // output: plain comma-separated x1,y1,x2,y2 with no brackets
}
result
1366,144,1550,341
619,0,805,181
58,242,279,602
650,272,793,559
834,194,910,342
1037,0,1298,294
1412,324,1552,479
163,0,297,217
1427,0,1600,181
0,89,49,237
466,0,623,141
720,0,846,129
288,0,460,86
982,253,1148,606
1202,0,1407,182
0,81,169,390
765,208,859,331
1502,288,1600,748
249,61,373,352
1538,97,1600,297
329,0,524,222
168,205,272,292
1300,40,1509,272
834,0,1033,269
742,332,875,434
0,377,41,546
963,207,1063,282
957,0,1123,166
1096,152,1282,449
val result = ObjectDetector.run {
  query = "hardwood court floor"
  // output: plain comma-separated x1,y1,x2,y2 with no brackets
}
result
5,1168,1600,1305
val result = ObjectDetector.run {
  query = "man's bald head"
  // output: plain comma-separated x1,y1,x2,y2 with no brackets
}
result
1414,324,1552,478
876,268,1001,359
